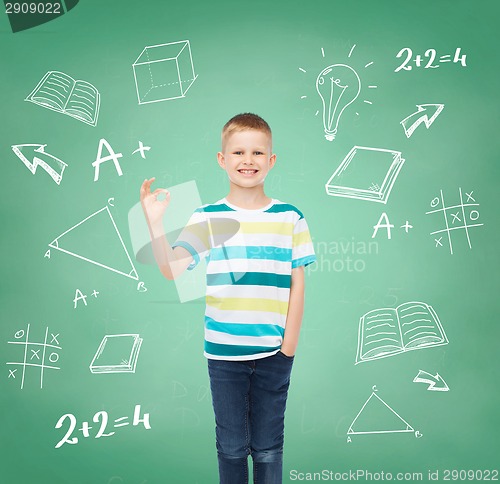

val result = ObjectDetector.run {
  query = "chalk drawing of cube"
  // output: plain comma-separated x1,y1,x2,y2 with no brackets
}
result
133,40,198,105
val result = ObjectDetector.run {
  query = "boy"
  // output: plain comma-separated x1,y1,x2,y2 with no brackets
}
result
140,113,316,483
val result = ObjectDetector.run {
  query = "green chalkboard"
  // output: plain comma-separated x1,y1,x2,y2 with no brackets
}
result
1,0,499,483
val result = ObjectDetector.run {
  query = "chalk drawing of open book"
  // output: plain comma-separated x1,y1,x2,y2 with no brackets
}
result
355,301,448,364
26,71,100,126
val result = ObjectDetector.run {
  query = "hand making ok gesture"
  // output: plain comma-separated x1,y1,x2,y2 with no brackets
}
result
140,177,171,227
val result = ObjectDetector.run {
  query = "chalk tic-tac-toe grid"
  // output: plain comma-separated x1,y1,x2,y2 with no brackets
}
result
425,188,483,255
6,324,61,389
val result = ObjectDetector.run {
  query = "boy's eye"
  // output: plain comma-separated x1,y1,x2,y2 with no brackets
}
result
232,150,264,155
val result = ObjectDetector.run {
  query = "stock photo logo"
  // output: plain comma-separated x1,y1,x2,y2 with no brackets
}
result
306,237,379,274
5,0,79,33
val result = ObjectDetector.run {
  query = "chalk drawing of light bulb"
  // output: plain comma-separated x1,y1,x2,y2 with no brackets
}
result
316,64,361,141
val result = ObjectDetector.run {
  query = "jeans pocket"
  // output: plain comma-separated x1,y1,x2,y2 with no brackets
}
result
277,350,295,361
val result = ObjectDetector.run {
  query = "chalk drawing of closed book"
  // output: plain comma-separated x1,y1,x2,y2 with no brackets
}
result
325,146,405,204
89,334,143,374
26,71,100,127
355,301,448,364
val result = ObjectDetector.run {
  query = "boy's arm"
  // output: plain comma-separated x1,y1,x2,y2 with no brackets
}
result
280,266,305,356
148,222,194,280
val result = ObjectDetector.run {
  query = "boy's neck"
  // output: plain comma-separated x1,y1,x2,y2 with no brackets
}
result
225,186,272,209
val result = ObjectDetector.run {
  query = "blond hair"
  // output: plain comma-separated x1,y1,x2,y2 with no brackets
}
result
221,113,272,150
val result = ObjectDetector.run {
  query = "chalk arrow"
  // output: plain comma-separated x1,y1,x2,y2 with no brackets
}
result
413,369,449,391
11,144,68,185
400,104,444,138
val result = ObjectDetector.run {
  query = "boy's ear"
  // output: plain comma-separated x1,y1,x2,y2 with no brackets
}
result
217,152,226,169
269,153,277,168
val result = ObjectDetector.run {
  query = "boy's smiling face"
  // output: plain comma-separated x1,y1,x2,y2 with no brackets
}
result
217,129,276,189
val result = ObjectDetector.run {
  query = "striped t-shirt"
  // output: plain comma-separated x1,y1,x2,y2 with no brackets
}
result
172,198,316,360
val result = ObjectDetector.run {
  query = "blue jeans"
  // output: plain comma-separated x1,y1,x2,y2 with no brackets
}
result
207,351,295,484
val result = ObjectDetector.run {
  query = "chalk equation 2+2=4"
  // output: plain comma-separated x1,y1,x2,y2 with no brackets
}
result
54,404,151,449
395,47,466,72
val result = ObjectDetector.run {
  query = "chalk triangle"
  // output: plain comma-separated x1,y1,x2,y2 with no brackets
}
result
349,392,414,435
48,206,138,280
